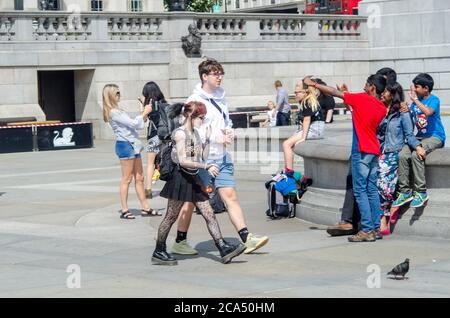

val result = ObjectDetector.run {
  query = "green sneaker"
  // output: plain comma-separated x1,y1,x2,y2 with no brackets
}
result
392,192,413,208
171,240,198,255
244,233,269,254
410,192,429,208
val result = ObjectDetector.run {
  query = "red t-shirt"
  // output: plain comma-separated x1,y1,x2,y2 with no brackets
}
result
344,92,386,155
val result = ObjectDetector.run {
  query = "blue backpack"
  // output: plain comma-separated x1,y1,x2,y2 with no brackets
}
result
274,175,297,196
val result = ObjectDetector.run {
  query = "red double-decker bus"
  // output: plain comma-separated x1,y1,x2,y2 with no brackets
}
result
305,0,361,15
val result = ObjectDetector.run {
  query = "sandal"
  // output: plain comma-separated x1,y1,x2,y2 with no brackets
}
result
120,211,136,219
141,208,162,217
390,207,400,224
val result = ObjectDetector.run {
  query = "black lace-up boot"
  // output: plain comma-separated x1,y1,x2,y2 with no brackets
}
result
152,241,178,266
215,239,246,264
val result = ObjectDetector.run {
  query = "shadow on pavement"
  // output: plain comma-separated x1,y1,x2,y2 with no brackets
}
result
390,205,410,233
191,238,248,264
410,206,426,226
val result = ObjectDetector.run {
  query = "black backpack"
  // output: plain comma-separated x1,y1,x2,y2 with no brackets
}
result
209,189,227,213
264,176,313,219
265,181,296,219
156,102,182,142
158,141,176,181
155,102,184,180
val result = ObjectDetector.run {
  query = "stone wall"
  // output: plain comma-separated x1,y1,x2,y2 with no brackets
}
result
1,2,448,139
360,0,450,111
0,12,369,138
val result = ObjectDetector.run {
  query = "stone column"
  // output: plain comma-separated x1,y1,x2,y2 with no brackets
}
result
61,0,89,11
104,0,127,12
14,16,35,41
144,0,164,12
0,1,14,10
23,0,39,10
165,15,199,100
246,19,260,41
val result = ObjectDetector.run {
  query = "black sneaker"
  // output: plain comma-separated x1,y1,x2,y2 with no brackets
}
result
152,250,178,266
152,242,178,266
215,239,246,264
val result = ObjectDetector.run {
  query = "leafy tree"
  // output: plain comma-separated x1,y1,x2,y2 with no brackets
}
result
164,0,223,12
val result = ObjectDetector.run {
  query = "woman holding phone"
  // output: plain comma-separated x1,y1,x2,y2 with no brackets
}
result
103,84,155,219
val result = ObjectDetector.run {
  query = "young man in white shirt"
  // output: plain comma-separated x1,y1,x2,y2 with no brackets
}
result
171,58,269,255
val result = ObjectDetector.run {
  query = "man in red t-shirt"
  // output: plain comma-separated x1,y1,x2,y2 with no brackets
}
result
303,75,386,242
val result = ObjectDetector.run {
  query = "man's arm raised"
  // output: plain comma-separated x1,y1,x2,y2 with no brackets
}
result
303,76,345,100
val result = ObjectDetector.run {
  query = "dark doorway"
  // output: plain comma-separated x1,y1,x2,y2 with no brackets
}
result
14,0,24,10
38,71,76,123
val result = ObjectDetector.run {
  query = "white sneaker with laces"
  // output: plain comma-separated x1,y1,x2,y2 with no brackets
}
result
244,233,269,254
171,240,198,255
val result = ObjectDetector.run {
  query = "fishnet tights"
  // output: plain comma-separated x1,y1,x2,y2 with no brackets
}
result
156,199,223,245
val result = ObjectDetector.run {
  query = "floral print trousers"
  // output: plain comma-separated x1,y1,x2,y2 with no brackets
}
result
377,152,399,217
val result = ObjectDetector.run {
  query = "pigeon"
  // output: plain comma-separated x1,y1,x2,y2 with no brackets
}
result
387,258,410,279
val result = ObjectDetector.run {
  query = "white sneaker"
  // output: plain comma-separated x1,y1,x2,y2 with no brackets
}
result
244,233,269,254
171,240,198,255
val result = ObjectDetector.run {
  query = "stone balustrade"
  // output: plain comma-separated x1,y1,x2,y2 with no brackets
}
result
195,17,247,40
108,16,163,40
259,18,306,40
0,11,367,42
193,14,365,41
318,18,361,36
32,15,91,41
0,16,15,41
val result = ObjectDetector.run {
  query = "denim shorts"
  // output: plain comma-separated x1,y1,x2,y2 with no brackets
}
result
207,153,235,189
115,140,141,160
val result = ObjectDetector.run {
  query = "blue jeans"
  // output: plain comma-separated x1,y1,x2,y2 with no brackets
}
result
351,152,382,233
276,111,290,126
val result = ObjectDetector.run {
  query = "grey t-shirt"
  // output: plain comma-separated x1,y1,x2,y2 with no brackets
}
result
276,87,291,113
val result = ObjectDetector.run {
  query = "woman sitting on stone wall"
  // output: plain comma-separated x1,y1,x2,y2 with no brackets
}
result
282,79,325,175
